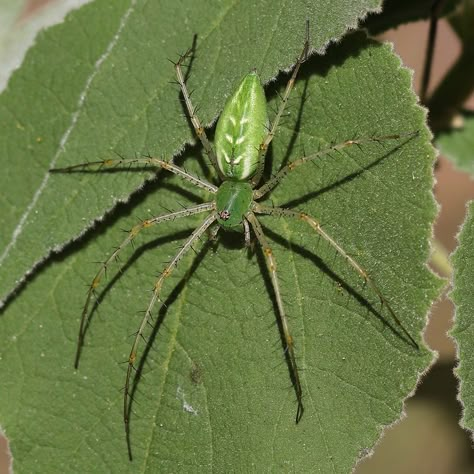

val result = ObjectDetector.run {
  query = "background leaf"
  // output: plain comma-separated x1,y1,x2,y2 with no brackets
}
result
451,201,474,435
0,0,91,92
437,112,474,176
0,0,384,306
0,13,441,472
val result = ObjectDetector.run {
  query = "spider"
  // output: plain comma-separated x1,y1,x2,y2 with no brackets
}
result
53,22,418,458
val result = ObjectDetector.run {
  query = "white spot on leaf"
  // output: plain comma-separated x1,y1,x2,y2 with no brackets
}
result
176,386,198,416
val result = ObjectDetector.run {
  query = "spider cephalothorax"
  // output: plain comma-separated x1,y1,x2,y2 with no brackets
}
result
216,181,253,229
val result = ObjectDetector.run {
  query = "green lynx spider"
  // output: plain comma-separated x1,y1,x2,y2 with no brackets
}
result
57,25,418,454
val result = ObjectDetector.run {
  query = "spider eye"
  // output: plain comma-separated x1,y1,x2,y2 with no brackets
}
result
219,210,231,220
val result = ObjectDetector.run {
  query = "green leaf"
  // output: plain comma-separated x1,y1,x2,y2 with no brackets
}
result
451,201,474,434
0,21,441,473
0,0,383,306
437,112,474,176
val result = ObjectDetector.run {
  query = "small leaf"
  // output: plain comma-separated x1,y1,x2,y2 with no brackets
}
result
437,112,474,176
451,201,474,434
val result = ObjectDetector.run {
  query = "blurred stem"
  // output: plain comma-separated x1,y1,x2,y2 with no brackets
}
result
427,0,474,132
420,0,444,104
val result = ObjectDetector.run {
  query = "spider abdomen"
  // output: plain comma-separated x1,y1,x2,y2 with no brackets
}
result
214,72,268,181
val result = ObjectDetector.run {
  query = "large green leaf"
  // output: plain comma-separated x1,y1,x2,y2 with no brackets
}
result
1,1,441,473
0,0,382,306
451,201,474,434
0,28,440,474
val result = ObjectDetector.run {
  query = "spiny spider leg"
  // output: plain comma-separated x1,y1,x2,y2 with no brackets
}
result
208,222,220,242
253,203,419,349
253,132,419,200
124,212,217,447
52,156,218,194
174,48,223,180
250,21,310,187
245,211,304,422
243,218,251,248
74,202,215,369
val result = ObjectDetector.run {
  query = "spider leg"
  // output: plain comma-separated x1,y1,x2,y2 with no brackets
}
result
51,156,218,194
208,221,220,242
253,203,419,349
245,211,304,423
243,218,251,248
74,202,215,369
124,211,217,456
174,48,224,180
253,132,419,200
250,20,310,188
